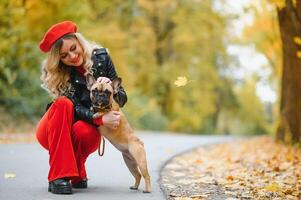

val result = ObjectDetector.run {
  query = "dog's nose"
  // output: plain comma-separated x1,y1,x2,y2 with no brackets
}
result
100,99,109,106
95,93,104,100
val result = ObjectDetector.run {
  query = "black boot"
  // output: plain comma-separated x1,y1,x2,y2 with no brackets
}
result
48,178,72,194
72,179,88,189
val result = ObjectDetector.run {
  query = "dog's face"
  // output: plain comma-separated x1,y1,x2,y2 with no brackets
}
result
86,74,121,112
90,81,113,111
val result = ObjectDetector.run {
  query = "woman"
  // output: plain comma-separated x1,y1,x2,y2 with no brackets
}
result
36,21,127,194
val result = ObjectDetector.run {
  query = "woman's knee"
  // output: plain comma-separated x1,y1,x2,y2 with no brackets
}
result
72,121,100,142
72,121,100,154
36,114,49,150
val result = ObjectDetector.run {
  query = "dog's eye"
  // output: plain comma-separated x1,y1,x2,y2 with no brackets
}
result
92,90,98,94
104,89,111,95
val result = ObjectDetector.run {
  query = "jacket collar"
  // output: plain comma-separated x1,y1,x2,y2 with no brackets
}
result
70,68,86,85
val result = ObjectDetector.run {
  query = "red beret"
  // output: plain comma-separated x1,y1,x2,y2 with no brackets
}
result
39,21,77,53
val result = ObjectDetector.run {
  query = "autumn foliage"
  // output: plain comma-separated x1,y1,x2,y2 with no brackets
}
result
0,0,293,138
161,136,301,199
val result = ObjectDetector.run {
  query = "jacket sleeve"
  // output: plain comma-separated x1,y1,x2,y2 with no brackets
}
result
73,96,95,124
105,54,128,107
64,90,95,125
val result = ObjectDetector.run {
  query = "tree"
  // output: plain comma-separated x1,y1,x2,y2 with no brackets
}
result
0,0,270,134
240,1,281,135
274,0,301,144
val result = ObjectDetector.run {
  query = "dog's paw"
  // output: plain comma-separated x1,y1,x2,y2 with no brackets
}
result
129,186,138,190
143,190,151,193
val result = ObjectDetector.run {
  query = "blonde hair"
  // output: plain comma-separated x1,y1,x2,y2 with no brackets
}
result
40,33,101,99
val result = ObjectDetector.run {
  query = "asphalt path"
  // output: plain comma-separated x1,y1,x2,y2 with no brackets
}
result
0,131,236,200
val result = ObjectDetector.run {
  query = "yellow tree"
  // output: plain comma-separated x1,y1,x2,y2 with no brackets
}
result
244,1,282,78
0,0,92,126
88,0,231,132
242,0,281,135
131,0,231,132
243,0,301,142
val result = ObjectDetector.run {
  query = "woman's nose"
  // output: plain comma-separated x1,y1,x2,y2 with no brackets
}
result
69,52,76,59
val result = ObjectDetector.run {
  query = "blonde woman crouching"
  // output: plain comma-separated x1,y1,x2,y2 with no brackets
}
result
36,21,127,194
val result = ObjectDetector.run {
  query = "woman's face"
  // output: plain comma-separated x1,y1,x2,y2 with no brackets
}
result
59,38,84,67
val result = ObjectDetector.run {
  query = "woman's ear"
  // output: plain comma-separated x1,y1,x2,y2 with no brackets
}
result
86,74,96,90
112,77,122,94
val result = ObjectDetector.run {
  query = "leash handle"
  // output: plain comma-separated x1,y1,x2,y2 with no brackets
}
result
98,135,105,157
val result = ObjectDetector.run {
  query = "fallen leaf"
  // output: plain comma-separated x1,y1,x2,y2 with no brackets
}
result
161,136,301,200
286,153,293,162
171,171,186,177
175,197,194,200
226,175,234,181
225,190,237,196
174,76,188,87
286,194,299,200
284,188,293,195
189,194,208,198
273,166,280,172
194,159,203,164
4,173,16,179
264,182,280,192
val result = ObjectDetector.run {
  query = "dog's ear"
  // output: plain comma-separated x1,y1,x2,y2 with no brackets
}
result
112,77,122,94
86,74,96,90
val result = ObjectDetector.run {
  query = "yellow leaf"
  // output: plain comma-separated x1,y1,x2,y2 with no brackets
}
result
194,159,203,164
273,165,280,172
296,51,301,58
225,190,237,196
293,37,301,45
226,175,234,181
174,76,188,87
286,153,293,161
264,182,280,192
225,198,239,200
269,0,286,9
175,197,193,200
4,173,16,179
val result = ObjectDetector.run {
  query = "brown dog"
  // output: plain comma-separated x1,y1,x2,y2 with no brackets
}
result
86,75,151,193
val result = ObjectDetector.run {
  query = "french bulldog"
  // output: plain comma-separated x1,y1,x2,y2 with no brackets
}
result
86,74,151,193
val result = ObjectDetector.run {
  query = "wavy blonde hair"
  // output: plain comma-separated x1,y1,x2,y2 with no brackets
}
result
40,33,100,99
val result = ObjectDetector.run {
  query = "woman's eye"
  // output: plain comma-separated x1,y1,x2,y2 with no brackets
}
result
61,54,67,59
70,45,76,51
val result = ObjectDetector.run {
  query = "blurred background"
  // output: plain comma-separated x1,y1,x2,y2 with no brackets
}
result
0,0,299,141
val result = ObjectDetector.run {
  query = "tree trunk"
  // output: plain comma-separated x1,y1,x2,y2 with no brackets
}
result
277,0,301,144
150,6,175,116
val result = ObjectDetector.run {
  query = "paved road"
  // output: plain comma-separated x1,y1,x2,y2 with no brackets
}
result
0,131,236,200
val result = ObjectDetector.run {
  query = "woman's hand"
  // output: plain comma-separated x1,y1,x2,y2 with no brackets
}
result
97,77,112,84
102,111,121,130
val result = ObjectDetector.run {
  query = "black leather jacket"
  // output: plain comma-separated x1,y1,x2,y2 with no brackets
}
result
49,48,127,125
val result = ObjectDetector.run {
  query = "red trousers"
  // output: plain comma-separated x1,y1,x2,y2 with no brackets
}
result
36,96,100,184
